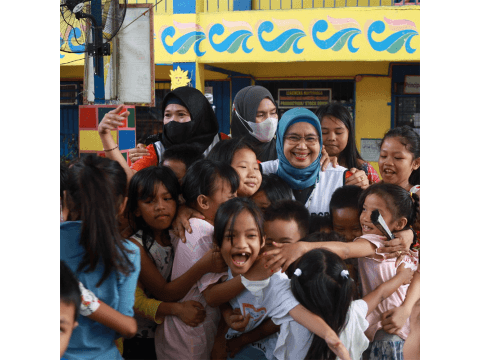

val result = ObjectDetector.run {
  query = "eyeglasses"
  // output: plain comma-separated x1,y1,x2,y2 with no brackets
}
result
284,134,320,145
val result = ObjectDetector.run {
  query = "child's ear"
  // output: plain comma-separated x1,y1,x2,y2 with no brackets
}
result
118,196,128,216
412,157,420,170
73,321,78,329
260,235,266,249
197,194,209,210
393,217,408,231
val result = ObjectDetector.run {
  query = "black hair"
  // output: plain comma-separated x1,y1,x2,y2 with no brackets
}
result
207,136,257,165
315,103,364,170
358,183,419,229
308,214,333,234
329,185,363,214
182,159,240,208
61,161,69,199
64,155,134,287
214,197,264,249
291,248,353,360
380,125,420,185
264,199,310,238
126,165,181,255
256,173,293,205
161,143,205,170
60,261,81,321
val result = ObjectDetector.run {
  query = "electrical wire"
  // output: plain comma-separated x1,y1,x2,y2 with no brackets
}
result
60,58,85,65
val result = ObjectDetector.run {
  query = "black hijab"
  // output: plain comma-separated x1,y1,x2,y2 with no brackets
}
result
231,86,278,162
161,86,219,153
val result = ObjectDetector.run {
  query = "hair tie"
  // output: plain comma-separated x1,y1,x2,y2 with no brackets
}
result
294,268,302,277
410,192,414,200
340,269,349,279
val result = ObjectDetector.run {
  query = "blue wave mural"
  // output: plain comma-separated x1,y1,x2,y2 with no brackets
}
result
367,21,418,54
258,21,306,54
161,26,206,56
60,37,65,58
208,24,253,54
312,20,361,53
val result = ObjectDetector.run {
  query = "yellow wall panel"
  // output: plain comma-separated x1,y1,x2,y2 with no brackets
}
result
79,130,118,151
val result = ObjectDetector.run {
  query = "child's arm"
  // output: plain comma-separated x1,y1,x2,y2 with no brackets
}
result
226,318,280,358
134,284,206,327
202,254,274,308
97,106,136,183
362,264,414,316
381,270,420,334
263,239,377,273
171,204,206,243
88,302,138,339
376,229,414,258
288,305,351,360
132,241,226,302
210,317,229,360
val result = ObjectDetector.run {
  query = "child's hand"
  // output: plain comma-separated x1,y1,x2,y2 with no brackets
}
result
225,308,251,332
262,242,309,273
226,335,247,358
98,106,129,135
381,305,411,335
128,143,150,164
178,300,206,327
243,254,275,281
395,263,414,285
205,248,228,274
325,332,351,360
344,168,369,189
320,145,336,171
171,205,205,243
377,229,414,258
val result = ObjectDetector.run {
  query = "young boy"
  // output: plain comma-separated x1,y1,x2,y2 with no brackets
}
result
329,185,363,242
60,261,80,359
160,144,204,184
263,199,310,251
308,214,333,234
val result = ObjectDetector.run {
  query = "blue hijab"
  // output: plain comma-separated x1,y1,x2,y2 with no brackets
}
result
276,108,323,190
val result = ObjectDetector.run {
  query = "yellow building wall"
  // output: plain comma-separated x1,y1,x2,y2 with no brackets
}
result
355,75,392,175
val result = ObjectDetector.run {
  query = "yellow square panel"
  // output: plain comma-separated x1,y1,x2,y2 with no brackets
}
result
79,130,117,151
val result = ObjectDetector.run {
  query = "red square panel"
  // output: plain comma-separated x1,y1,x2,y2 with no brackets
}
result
79,107,97,128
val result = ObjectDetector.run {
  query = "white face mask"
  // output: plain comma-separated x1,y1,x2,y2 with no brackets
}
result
235,110,278,142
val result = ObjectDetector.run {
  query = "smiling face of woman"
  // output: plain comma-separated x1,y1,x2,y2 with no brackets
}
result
283,122,321,169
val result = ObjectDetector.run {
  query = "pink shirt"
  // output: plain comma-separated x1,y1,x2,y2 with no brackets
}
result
355,234,410,341
155,218,227,360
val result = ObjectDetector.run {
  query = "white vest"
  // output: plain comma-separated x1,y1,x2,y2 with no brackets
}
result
261,159,346,216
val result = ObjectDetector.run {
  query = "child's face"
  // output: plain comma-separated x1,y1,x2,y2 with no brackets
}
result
163,159,187,184
263,219,302,252
378,136,420,188
251,190,270,212
231,148,262,197
321,115,349,158
332,207,362,242
135,183,177,233
360,194,401,236
60,301,78,358
203,178,237,222
221,210,264,277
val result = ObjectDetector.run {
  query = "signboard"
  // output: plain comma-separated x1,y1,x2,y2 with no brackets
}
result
360,138,382,162
278,89,331,109
404,75,420,94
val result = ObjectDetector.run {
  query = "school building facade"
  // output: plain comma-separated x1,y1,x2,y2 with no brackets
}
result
60,0,420,172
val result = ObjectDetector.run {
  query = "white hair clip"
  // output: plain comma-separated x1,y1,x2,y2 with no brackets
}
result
294,268,302,277
340,269,349,279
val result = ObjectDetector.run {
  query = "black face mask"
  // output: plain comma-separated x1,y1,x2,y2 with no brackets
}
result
163,120,195,145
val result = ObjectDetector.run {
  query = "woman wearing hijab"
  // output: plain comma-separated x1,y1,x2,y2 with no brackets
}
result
127,86,220,170
98,87,220,181
230,85,279,162
260,107,366,215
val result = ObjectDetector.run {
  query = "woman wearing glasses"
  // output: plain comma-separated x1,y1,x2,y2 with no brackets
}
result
260,107,367,215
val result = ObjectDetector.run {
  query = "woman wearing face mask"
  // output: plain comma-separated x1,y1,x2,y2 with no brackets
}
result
230,86,279,162
125,87,220,170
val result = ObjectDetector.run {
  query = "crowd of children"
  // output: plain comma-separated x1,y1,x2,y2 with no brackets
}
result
60,85,420,360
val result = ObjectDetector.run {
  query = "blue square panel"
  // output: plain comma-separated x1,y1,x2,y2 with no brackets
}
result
119,130,136,151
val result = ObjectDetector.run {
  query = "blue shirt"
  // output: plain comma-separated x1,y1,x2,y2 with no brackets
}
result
60,221,140,360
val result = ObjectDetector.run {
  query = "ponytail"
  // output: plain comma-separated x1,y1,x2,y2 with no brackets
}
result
66,155,134,287
290,248,353,360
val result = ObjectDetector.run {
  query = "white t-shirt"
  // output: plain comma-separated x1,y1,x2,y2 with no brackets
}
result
273,299,370,360
260,160,346,216
226,270,300,359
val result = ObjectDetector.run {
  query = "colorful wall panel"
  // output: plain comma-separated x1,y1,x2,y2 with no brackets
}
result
78,105,136,163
